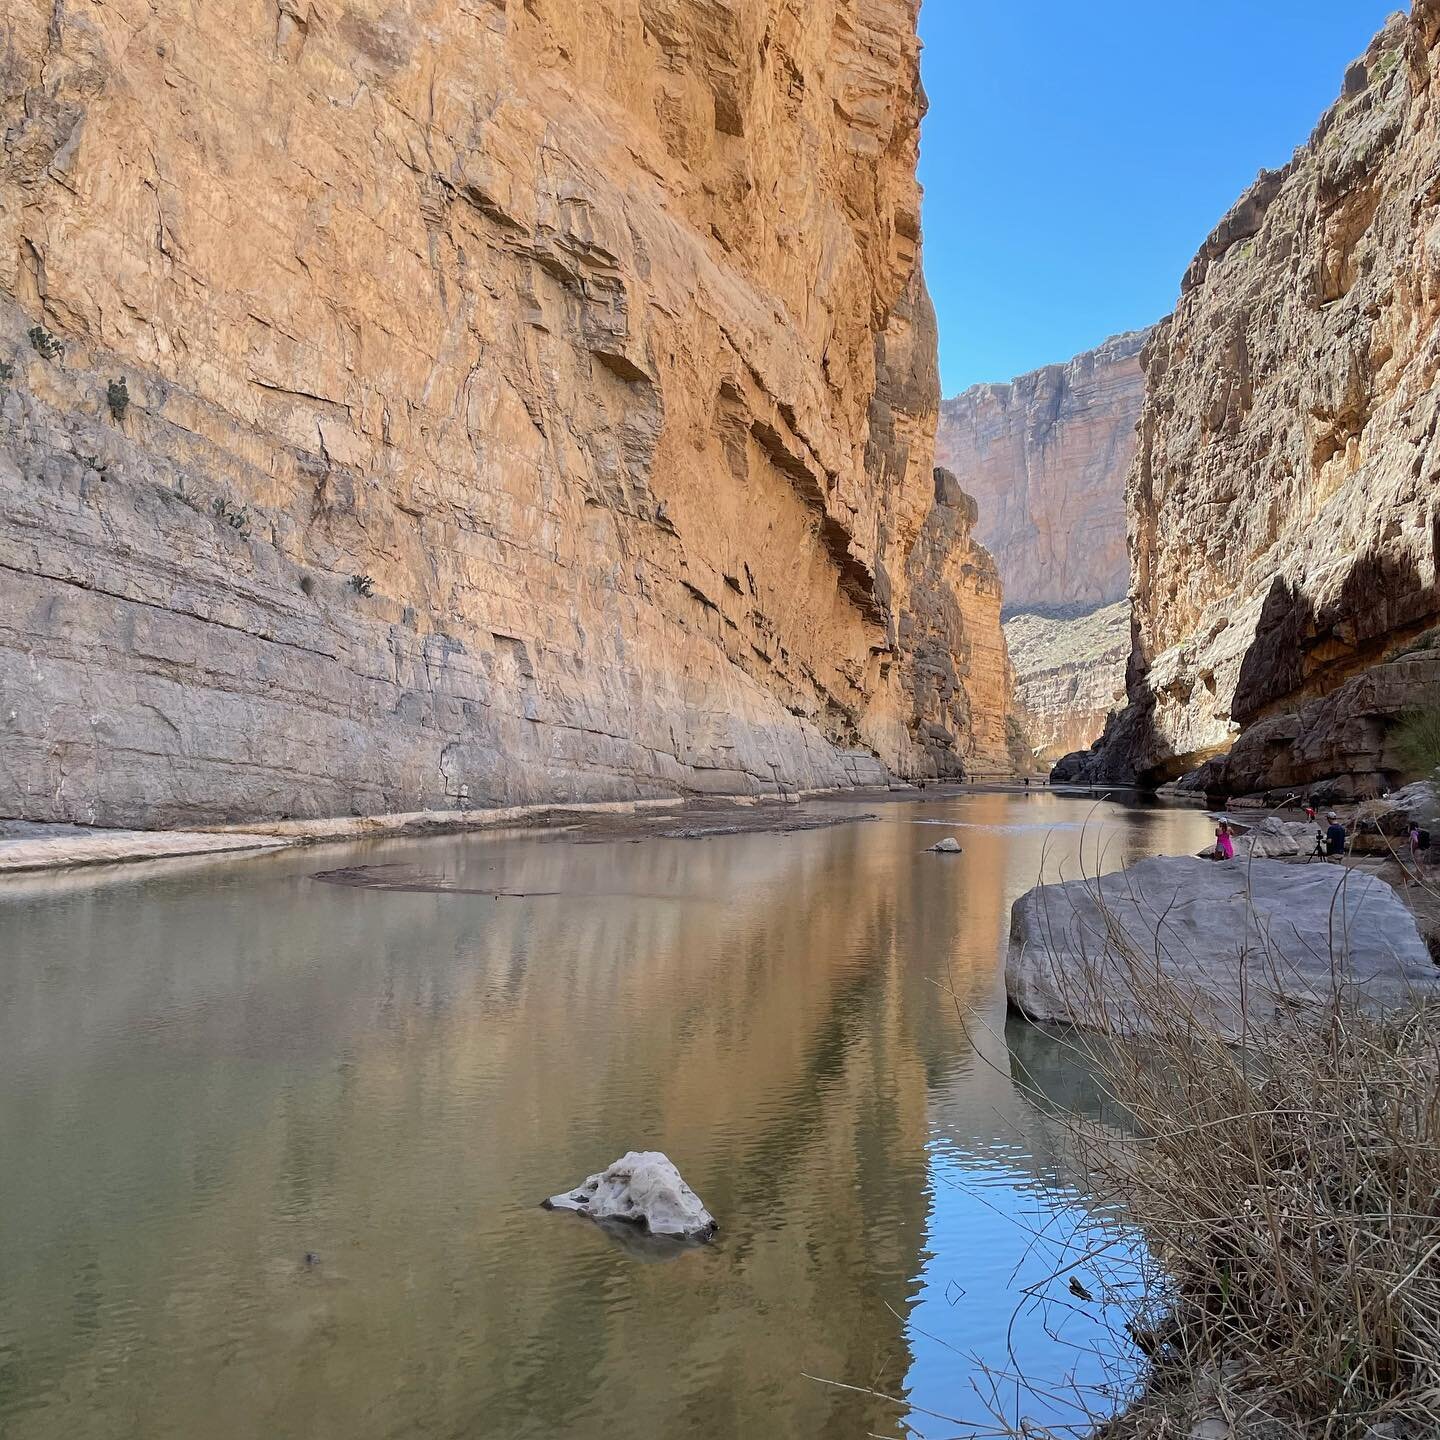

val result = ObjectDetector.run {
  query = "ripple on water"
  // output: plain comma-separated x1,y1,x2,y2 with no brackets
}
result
0,795,1216,1440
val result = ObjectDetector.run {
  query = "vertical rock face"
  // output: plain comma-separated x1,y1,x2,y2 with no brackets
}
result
935,332,1148,762
935,330,1149,616
1003,602,1129,762
898,468,1014,774
0,0,1010,827
1070,4,1440,790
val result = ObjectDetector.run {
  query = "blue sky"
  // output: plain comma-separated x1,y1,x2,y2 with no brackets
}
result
919,1,1403,395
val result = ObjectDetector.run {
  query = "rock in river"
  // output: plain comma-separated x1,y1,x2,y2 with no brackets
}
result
1007,856,1438,1040
543,1152,716,1241
929,837,964,854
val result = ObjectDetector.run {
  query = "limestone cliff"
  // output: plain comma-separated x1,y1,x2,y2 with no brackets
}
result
0,0,1009,827
1004,602,1129,763
898,468,1012,774
935,332,1147,762
1063,5,1440,793
935,330,1148,616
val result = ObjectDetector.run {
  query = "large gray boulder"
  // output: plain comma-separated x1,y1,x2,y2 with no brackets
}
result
1007,856,1438,1040
1221,815,1321,859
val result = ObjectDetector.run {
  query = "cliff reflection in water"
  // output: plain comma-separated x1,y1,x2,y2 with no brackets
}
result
0,795,1214,1440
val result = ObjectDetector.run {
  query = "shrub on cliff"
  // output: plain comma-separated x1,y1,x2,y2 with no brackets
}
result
1391,698,1440,780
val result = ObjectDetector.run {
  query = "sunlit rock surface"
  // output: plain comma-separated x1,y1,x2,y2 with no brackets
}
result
1069,6,1440,791
936,332,1148,616
936,334,1147,763
1005,603,1130,763
0,0,1010,827
545,1151,716,1240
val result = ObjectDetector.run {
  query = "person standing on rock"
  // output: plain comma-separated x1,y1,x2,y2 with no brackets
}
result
1215,821,1235,861
1326,812,1348,857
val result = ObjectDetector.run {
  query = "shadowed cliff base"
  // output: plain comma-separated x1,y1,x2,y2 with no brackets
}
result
1056,551,1440,796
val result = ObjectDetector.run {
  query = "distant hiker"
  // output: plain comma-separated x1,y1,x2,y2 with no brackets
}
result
1214,821,1235,861
1304,803,1317,825
1410,823,1422,865
1326,812,1347,856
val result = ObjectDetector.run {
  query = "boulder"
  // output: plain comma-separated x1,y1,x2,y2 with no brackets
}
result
928,837,964,853
543,1152,716,1240
1220,815,1322,859
1360,780,1440,836
1007,856,1438,1040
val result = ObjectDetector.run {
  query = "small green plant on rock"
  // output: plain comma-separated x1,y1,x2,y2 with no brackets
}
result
28,325,63,361
0,360,14,386
106,377,129,421
1372,47,1402,84
1391,626,1440,660
349,573,375,598
1392,698,1440,778
212,495,252,538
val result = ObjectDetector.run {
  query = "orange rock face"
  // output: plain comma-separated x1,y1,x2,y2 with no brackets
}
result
935,333,1147,761
936,332,1148,616
0,0,1012,825
899,469,1014,774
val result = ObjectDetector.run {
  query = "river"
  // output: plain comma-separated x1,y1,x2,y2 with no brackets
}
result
0,792,1214,1439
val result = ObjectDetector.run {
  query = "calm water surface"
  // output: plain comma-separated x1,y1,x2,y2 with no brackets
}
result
0,794,1214,1439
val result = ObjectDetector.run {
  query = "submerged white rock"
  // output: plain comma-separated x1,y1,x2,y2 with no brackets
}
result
543,1152,717,1240
929,837,964,853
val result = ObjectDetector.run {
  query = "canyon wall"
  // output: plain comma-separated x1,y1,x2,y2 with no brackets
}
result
935,333,1147,762
1004,602,1129,762
0,0,1011,828
935,330,1148,616
1063,3,1440,792
899,467,1013,773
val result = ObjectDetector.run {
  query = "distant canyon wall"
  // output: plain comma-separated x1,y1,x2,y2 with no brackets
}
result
0,0,1012,828
1004,603,1129,762
1064,3,1440,794
936,333,1148,760
936,330,1148,617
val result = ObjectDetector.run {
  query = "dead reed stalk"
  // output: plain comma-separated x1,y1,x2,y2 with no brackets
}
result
1009,851,1440,1439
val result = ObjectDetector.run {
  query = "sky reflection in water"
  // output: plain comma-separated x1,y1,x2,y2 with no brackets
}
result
0,794,1212,1440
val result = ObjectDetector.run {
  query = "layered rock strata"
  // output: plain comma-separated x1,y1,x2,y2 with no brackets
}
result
1004,602,1129,763
1182,646,1440,802
0,0,1009,828
936,330,1148,616
1064,6,1440,791
898,468,1013,774
936,333,1148,762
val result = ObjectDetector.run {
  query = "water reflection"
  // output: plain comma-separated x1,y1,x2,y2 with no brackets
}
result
0,794,1212,1439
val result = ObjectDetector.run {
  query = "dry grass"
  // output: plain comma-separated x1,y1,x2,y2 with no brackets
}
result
1069,999,1440,1439
1004,857,1440,1440
1392,706,1440,780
